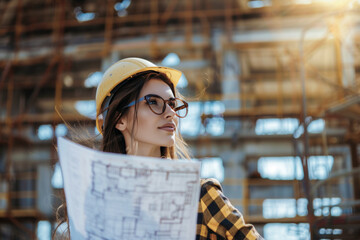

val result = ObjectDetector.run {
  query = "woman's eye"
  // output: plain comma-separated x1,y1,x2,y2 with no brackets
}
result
148,98,159,105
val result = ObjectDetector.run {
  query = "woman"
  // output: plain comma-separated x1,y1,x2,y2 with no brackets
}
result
56,57,263,240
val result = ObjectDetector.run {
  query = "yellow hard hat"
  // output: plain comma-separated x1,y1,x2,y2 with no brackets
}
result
95,57,182,134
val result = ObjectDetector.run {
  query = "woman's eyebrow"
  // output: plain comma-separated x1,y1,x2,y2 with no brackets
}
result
148,93,175,99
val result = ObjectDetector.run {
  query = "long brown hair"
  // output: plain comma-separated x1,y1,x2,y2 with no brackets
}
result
53,70,190,239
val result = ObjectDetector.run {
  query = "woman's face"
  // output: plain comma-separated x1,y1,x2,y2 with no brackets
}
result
116,78,178,156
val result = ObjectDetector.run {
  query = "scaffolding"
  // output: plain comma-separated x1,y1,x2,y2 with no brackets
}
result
0,0,360,239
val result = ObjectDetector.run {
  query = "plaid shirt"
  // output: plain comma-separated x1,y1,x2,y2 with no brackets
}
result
197,178,264,240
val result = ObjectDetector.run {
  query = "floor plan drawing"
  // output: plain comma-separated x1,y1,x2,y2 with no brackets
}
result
85,161,199,240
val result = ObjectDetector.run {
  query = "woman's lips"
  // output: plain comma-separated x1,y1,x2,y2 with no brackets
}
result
158,123,176,132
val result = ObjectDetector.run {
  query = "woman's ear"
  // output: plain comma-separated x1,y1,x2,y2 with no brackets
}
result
115,117,127,131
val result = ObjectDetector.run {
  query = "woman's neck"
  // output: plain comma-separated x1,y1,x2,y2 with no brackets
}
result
126,142,161,158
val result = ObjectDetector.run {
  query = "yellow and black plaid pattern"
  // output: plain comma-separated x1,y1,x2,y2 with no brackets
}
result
196,179,264,240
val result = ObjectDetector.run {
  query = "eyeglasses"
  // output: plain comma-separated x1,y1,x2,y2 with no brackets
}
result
125,94,188,118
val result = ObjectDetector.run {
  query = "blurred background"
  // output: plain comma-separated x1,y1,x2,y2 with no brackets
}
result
1,0,360,239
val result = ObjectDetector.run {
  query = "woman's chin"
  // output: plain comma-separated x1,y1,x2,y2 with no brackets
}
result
161,139,175,147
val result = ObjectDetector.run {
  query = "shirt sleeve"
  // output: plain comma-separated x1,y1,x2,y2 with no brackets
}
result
199,178,264,240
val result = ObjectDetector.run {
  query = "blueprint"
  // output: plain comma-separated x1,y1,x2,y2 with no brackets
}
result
57,137,201,240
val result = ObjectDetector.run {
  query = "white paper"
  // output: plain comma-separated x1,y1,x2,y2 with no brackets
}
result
57,137,201,240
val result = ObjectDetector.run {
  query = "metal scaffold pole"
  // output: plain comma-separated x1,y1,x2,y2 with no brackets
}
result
299,30,315,240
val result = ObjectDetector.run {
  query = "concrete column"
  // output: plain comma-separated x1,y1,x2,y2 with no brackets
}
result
341,27,356,88
222,50,242,135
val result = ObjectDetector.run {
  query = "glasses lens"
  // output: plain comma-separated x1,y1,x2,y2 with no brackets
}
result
173,99,188,118
146,95,188,117
147,95,164,114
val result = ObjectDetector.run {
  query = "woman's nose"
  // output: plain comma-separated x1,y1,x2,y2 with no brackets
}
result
164,103,176,118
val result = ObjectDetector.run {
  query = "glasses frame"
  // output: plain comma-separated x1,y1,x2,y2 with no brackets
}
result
125,94,188,118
